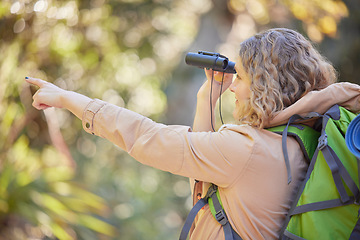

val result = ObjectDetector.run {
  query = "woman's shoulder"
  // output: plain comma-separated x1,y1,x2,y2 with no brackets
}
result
218,123,283,145
218,123,252,132
219,123,268,135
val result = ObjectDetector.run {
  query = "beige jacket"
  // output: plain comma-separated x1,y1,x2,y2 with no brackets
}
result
81,82,360,239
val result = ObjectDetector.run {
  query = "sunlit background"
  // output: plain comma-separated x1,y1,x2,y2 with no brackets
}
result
0,0,359,239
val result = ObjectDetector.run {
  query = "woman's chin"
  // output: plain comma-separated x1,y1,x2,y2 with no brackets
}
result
232,109,238,120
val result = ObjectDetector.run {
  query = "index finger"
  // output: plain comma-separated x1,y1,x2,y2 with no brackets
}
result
25,77,48,88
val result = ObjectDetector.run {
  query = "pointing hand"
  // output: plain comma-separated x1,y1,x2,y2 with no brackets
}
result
25,77,68,110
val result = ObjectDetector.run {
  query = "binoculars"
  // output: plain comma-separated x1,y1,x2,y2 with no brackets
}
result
185,51,236,74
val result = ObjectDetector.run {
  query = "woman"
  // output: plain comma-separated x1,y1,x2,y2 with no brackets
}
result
26,28,360,239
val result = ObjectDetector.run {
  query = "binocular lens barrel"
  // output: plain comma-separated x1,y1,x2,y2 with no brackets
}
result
185,52,236,74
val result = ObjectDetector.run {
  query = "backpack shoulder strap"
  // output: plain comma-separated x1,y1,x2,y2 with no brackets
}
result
268,124,320,164
179,184,243,240
267,121,320,185
207,184,242,240
269,112,322,184
179,185,215,240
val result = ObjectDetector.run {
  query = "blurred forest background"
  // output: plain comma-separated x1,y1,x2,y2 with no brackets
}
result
0,0,359,239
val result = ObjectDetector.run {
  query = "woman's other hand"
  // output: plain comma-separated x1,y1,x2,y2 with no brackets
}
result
204,69,234,86
25,77,92,120
199,69,234,104
192,70,235,132
25,77,68,110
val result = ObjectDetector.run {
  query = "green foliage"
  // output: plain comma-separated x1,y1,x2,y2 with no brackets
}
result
0,136,116,239
227,0,349,41
0,0,204,239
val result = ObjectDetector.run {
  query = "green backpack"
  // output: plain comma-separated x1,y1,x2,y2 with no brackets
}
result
269,105,360,239
179,105,360,240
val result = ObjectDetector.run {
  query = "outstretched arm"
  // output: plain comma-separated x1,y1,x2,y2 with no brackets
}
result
25,76,245,185
25,77,92,120
192,70,234,132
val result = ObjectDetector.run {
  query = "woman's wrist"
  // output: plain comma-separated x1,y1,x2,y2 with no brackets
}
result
62,91,93,119
197,82,219,105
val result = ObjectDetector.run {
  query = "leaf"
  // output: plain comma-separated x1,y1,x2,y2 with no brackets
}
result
50,222,74,240
43,167,74,182
77,214,116,237
40,193,77,222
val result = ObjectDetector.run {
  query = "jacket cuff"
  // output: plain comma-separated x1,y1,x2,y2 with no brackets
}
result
82,99,106,135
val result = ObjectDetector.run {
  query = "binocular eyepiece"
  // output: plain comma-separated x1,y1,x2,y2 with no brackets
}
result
185,51,236,74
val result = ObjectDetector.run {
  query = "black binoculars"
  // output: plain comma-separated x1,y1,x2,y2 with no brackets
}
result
185,51,236,74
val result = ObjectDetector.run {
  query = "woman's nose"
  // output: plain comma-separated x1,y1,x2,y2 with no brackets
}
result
229,82,235,93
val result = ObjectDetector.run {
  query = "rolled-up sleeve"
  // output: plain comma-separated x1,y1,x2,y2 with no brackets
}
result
82,99,107,134
82,99,255,187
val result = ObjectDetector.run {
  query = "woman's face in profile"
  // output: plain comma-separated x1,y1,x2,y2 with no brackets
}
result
229,59,251,120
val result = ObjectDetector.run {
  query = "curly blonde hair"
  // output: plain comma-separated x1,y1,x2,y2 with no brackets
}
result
236,28,337,128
